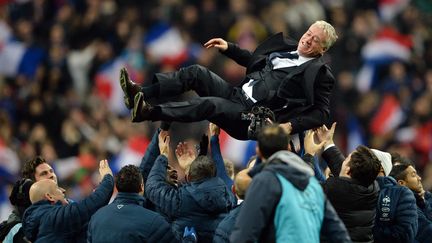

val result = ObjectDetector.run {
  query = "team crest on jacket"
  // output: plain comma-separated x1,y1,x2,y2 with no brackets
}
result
379,195,391,221
117,204,124,209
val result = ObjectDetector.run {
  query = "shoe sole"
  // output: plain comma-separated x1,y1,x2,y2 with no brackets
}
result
131,92,143,122
120,68,133,109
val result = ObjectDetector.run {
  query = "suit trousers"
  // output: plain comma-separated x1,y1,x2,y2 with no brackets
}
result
151,64,253,140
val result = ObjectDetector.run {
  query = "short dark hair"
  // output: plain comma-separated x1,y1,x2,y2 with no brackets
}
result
115,165,143,193
9,179,34,217
390,152,412,166
349,145,381,186
389,164,411,181
257,124,289,159
22,156,46,181
188,156,216,182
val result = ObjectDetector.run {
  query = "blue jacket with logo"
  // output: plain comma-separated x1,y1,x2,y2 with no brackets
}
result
145,155,235,243
22,174,114,243
373,176,418,243
230,151,351,243
88,192,176,243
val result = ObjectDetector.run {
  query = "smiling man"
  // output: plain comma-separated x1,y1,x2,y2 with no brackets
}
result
121,20,338,140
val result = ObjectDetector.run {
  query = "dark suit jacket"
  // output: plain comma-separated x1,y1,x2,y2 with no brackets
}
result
222,32,335,134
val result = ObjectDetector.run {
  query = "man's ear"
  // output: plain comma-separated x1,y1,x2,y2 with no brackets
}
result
44,193,54,203
140,183,144,193
231,185,236,195
345,165,351,176
398,180,406,186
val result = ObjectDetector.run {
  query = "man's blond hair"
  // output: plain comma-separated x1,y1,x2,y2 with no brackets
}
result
314,20,338,50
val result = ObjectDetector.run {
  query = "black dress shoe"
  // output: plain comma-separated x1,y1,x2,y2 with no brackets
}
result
120,67,141,109
131,92,153,122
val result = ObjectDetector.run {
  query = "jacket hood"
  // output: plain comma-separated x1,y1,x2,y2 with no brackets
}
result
265,151,314,191
22,200,53,242
185,177,232,214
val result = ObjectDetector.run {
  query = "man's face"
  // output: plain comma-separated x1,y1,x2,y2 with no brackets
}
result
400,165,423,193
297,23,328,57
48,182,68,205
35,163,58,184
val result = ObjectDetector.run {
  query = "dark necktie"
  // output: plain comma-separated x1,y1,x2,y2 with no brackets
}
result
269,51,299,61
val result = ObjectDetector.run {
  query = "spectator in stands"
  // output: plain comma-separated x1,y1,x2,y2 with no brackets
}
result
88,165,176,243
145,134,234,242
22,160,114,242
390,163,432,243
314,123,382,242
231,124,350,243
371,149,418,243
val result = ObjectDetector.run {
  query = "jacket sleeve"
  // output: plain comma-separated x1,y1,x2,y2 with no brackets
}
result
60,174,114,231
140,129,161,184
373,187,418,243
321,145,346,176
145,155,181,218
320,199,352,242
415,205,432,242
230,171,281,243
302,154,327,183
286,67,335,134
220,42,253,67
210,135,233,189
147,213,178,243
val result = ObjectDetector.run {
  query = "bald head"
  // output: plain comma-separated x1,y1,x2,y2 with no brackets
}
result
234,169,252,200
30,179,67,205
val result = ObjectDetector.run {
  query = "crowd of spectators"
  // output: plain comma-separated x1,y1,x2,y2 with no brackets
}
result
0,0,431,221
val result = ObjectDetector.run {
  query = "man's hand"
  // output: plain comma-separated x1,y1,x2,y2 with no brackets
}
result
209,123,220,136
279,122,292,135
315,122,336,147
166,164,179,187
98,159,113,180
204,38,228,51
175,142,197,171
159,133,170,158
304,130,325,156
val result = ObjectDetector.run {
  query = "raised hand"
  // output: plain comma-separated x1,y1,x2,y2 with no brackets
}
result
279,122,292,135
204,38,228,51
166,164,179,187
159,134,170,158
209,123,220,136
175,142,197,171
304,130,326,156
315,122,336,147
98,159,113,180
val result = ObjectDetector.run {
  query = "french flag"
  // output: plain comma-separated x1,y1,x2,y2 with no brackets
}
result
0,20,45,78
370,94,405,135
356,27,413,92
144,23,188,68
218,130,257,168
379,0,410,21
347,115,367,153
111,135,149,173
94,57,129,115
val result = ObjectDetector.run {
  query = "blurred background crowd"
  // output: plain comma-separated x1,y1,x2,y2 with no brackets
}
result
0,0,431,220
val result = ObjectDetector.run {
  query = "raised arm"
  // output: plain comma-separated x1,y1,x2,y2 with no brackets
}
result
204,38,252,67
140,129,168,183
209,123,233,189
316,123,345,176
145,135,181,218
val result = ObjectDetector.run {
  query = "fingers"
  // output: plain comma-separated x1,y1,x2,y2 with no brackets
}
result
330,122,337,133
99,159,108,168
203,38,219,48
